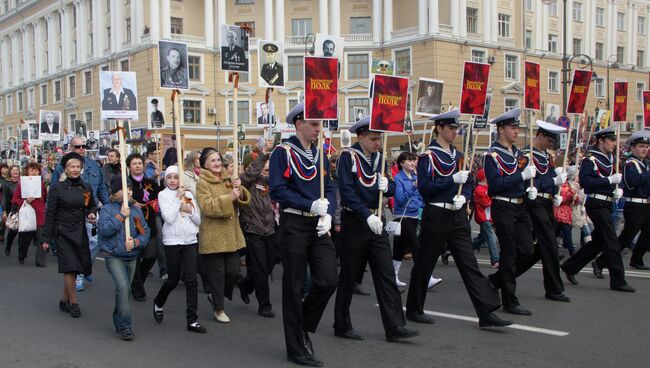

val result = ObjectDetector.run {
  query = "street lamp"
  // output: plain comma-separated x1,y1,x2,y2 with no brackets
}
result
606,54,619,110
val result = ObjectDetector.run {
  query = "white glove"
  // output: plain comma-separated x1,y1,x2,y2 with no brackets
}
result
613,188,623,200
316,214,332,237
553,194,563,207
366,214,383,235
608,173,622,185
526,186,538,200
378,177,389,193
521,166,537,181
452,170,470,184
452,195,466,210
554,167,566,177
553,172,567,186
310,199,330,216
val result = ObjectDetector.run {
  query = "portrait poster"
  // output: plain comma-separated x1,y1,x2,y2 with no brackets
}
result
98,131,114,156
340,130,352,148
257,40,285,87
613,81,628,122
371,58,395,76
369,74,409,133
354,107,367,122
415,78,444,116
38,110,62,142
524,61,541,110
100,71,139,120
220,24,249,72
643,91,650,128
20,175,42,198
86,130,100,150
314,34,344,60
147,96,166,130
544,104,560,124
256,101,275,127
27,120,40,145
459,61,490,115
326,119,339,131
158,40,190,90
304,57,338,120
566,69,592,114
73,120,88,137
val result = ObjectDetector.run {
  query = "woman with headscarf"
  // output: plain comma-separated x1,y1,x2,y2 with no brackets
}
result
42,152,97,317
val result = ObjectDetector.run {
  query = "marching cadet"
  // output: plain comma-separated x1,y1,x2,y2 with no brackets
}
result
405,110,512,329
561,127,636,292
484,108,537,316
591,132,650,276
490,121,570,302
269,103,338,367
333,117,419,341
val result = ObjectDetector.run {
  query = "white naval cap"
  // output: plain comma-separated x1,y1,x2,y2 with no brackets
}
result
626,130,650,146
349,116,371,134
491,108,521,127
427,109,460,127
535,120,567,139
285,102,304,124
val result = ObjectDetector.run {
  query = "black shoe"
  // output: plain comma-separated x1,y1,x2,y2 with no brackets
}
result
591,261,604,279
488,274,501,290
630,262,650,270
258,309,276,318
611,284,636,292
69,303,81,318
352,283,370,296
119,328,134,340
153,302,164,323
239,282,250,305
187,322,207,333
479,313,513,329
441,251,451,266
133,294,146,302
558,253,566,261
385,326,420,342
302,331,314,356
405,311,435,324
334,328,365,340
561,265,578,285
18,257,24,264
545,293,571,302
287,355,323,367
503,305,532,316
59,300,70,313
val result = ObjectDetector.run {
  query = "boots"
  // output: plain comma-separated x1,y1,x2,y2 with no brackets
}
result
393,260,406,287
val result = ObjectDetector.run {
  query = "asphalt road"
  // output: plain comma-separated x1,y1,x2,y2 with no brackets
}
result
0,241,648,368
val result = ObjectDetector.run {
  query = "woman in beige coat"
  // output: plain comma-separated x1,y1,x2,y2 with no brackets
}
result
196,148,250,323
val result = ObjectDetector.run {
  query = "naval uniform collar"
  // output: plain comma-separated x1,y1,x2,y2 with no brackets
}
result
628,155,647,169
428,140,456,158
588,146,613,162
286,136,318,163
492,141,519,157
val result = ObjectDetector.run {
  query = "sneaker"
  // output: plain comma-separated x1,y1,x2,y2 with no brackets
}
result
161,273,168,281
427,276,443,289
75,276,85,292
395,277,407,287
490,261,499,269
153,302,164,323
119,328,134,340
214,310,231,323
84,275,93,283
69,303,81,318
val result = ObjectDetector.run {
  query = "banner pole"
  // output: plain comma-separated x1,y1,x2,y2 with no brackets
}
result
173,90,184,187
562,115,575,172
467,126,481,173
529,111,534,189
457,119,474,197
319,128,325,201
232,73,240,177
377,135,388,219
117,120,131,244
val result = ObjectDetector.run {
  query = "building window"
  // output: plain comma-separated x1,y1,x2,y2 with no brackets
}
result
347,54,369,79
637,115,644,130
525,30,532,49
573,38,582,55
101,64,109,71
548,34,557,53
572,2,582,22
85,111,92,125
126,18,131,42
106,26,111,49
287,55,304,81
394,48,411,76
188,55,201,81
120,59,129,71
498,14,510,38
637,82,646,102
639,16,646,35
89,33,93,54
171,17,183,34
69,114,77,131
41,84,47,105
549,2,557,16
27,88,35,108
6,94,12,114
471,49,486,63
84,70,92,95
467,8,478,33
68,75,76,98
291,18,312,36
638,50,645,68
235,0,255,4
524,0,533,11
54,80,61,103
594,78,604,98
227,100,250,125
348,98,369,122
548,71,559,93
617,12,625,31
106,0,110,13
504,54,518,81
350,17,371,34
183,100,202,124
88,1,92,20
235,21,255,37
595,42,604,60
73,6,77,28
17,91,23,111
504,97,519,111
73,40,77,61
617,46,625,64
595,7,605,27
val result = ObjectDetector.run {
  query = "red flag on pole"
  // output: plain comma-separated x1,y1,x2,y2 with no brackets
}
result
612,81,628,122
459,61,491,115
524,61,541,110
369,74,409,133
642,90,650,128
304,56,338,120
566,69,593,114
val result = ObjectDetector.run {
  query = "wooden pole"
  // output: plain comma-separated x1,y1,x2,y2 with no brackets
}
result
456,119,475,196
377,135,388,218
319,128,325,200
562,115,575,172
529,111,534,189
232,73,240,177
117,120,131,243
174,92,184,187
155,131,162,170
421,119,428,147
467,126,481,174
616,121,622,174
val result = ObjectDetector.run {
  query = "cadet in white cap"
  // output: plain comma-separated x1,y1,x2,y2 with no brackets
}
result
561,126,636,292
484,108,536,316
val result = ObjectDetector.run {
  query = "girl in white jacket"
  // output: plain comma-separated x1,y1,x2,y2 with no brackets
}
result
152,166,206,333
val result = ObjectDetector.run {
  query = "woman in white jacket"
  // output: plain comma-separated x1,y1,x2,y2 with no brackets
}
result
152,166,206,333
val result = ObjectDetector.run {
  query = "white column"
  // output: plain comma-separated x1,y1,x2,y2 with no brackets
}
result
607,0,615,58
1,38,9,88
535,0,543,50
205,0,214,48
319,0,329,35
264,0,273,39
450,1,459,37
490,0,498,43
373,0,382,43
33,20,43,79
10,32,19,83
274,0,284,42
130,0,137,45
482,0,491,42
161,0,171,40
45,14,56,72
383,0,393,42
135,0,144,44
564,0,573,55
330,0,340,36
93,0,105,57
418,0,427,36
458,0,467,39
112,0,124,50
584,0,593,57
23,27,32,82
150,0,160,41
59,7,71,68
542,4,549,52
428,0,439,34
75,0,87,64
628,3,636,65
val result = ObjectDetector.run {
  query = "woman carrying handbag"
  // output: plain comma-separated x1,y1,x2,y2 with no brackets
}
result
12,163,48,266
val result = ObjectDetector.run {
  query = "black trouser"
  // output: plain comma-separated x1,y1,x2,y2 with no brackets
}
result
334,211,405,333
4,229,18,253
489,200,534,309
155,215,167,277
562,198,627,288
241,233,275,312
279,213,337,358
407,205,500,317
154,244,199,325
505,198,564,296
131,236,159,299
18,227,47,266
595,202,650,268
393,217,419,261
204,251,240,311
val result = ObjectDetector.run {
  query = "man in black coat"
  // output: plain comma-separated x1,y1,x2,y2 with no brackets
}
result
102,73,137,111
221,29,247,71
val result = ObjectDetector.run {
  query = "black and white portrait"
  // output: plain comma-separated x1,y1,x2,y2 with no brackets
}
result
99,131,113,156
147,96,166,130
256,102,275,127
258,40,284,87
315,34,344,60
354,107,367,122
415,78,444,116
545,104,559,124
100,71,139,120
158,40,190,90
1,138,17,160
28,122,40,144
86,130,99,150
39,110,62,141
221,24,249,72
74,121,87,137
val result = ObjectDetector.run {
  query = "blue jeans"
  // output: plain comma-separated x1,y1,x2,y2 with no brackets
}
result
105,256,137,331
472,222,499,262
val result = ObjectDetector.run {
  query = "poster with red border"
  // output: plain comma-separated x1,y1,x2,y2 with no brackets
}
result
643,91,650,128
613,81,628,122
304,56,338,120
369,74,409,133
459,61,490,115
566,69,592,114
524,61,541,110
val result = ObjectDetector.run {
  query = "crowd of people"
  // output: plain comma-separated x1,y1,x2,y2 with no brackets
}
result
1,104,648,367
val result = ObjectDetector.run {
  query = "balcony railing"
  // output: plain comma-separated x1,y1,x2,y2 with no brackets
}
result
170,33,207,48
285,33,373,47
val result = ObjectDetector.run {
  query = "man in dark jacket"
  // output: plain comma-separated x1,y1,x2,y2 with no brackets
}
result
102,149,121,188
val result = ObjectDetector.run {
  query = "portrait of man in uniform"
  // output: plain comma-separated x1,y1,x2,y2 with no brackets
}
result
415,78,443,116
28,123,40,141
158,40,189,90
221,25,249,72
86,131,99,150
258,41,284,87
148,97,166,129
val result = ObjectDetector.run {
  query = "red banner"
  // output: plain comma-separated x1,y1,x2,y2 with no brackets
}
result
524,61,540,110
643,91,650,128
613,81,628,122
369,74,409,133
459,61,490,115
304,56,338,120
566,69,592,114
